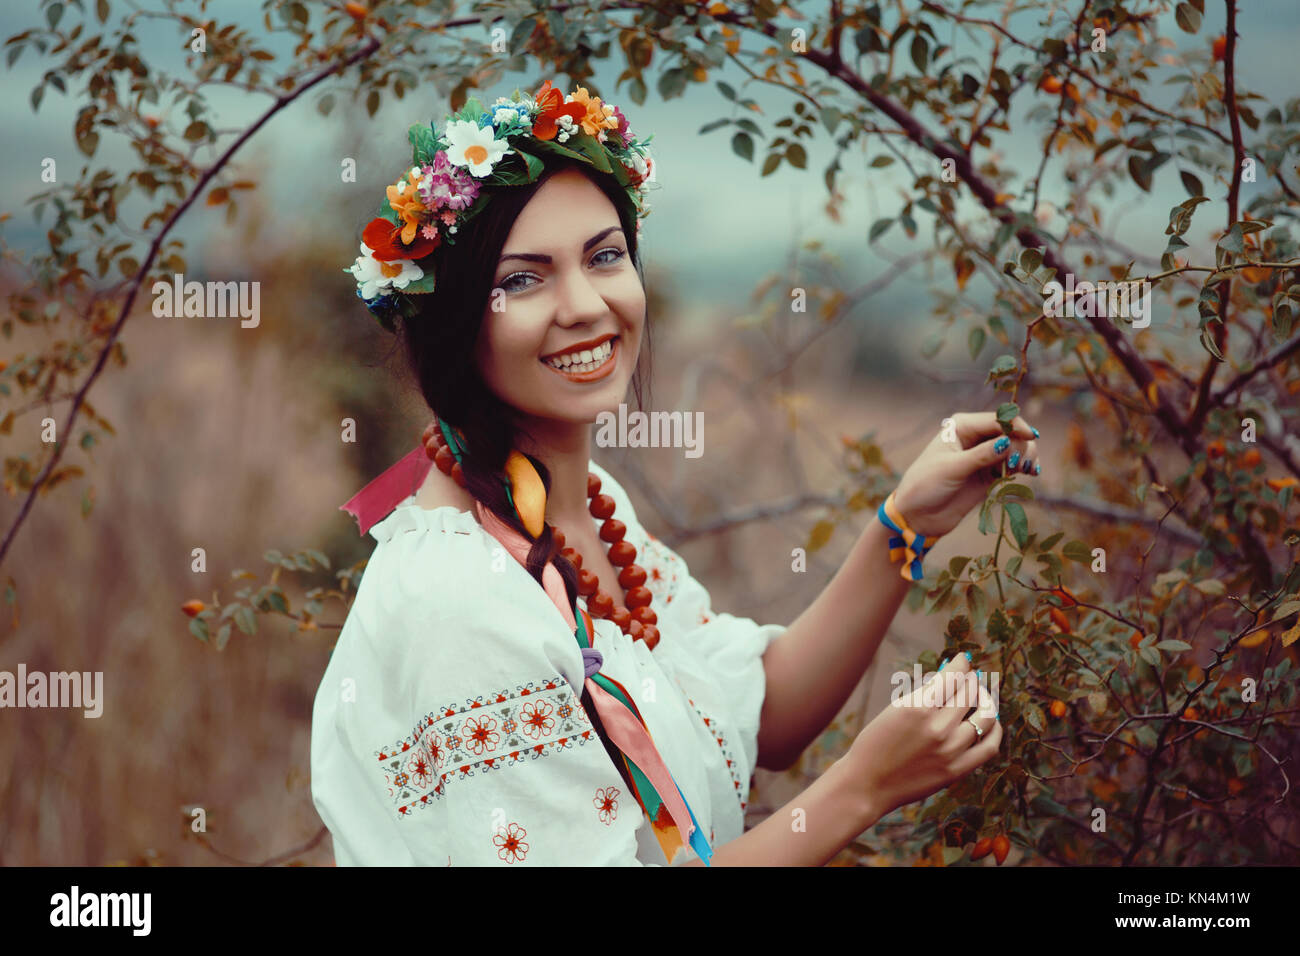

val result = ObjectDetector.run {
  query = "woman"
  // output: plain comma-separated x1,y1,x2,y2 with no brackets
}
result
311,82,1040,866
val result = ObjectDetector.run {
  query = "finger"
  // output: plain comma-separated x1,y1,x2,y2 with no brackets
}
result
931,653,974,710
951,411,1038,448
937,665,987,734
948,718,1003,777
956,692,998,746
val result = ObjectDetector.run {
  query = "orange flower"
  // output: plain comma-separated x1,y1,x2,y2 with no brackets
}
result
530,80,586,141
385,169,428,246
568,86,620,137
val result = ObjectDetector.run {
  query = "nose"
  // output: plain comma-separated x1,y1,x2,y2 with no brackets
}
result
552,261,609,328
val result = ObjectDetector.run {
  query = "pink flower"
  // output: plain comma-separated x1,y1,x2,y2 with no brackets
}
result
418,151,480,212
420,223,439,240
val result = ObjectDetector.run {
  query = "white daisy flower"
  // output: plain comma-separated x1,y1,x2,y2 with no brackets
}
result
443,119,508,177
348,242,424,300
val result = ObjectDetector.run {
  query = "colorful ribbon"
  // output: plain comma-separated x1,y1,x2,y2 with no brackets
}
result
340,433,713,866
877,490,940,581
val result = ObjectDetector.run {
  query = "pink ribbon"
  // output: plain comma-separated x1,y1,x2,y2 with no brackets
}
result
340,444,433,537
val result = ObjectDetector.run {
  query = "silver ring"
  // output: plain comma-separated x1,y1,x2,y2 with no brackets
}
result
965,716,984,738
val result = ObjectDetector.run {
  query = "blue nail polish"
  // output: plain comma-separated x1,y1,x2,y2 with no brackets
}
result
994,436,1010,453
1034,462,1041,475
964,651,973,662
1031,427,1040,438
976,669,983,678
996,713,1001,721
1021,459,1033,474
1008,452,1020,468
939,659,947,671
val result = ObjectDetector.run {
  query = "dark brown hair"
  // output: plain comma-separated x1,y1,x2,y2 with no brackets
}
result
395,157,651,796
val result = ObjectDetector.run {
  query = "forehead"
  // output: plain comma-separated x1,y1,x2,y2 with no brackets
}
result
506,168,621,243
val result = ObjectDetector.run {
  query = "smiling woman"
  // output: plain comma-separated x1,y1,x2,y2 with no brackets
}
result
313,83,1028,869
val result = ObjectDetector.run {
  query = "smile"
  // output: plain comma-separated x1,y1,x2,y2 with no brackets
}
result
540,335,618,382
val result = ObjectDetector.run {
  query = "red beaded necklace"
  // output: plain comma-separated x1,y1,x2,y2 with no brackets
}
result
427,429,660,650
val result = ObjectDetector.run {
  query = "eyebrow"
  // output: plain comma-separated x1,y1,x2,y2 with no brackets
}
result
497,226,624,266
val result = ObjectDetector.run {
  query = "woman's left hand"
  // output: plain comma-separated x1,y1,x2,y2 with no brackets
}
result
891,412,1040,539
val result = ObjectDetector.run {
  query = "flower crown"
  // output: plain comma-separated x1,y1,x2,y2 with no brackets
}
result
345,80,656,332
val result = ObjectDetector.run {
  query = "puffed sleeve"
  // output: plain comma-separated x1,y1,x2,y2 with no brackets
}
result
310,504,659,866
589,464,785,789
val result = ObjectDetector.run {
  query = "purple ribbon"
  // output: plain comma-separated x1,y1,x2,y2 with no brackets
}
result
581,646,603,679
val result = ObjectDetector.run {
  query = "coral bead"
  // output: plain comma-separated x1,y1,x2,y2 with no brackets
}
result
586,473,602,498
625,586,652,609
640,625,660,650
618,565,647,590
450,463,466,487
608,541,637,567
560,547,582,570
577,569,599,596
589,591,614,618
589,494,616,520
434,445,455,475
599,519,626,544
551,527,566,550
627,619,644,641
631,606,657,626
609,607,631,631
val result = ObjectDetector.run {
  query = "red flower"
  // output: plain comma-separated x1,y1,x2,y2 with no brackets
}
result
530,80,586,141
362,217,438,262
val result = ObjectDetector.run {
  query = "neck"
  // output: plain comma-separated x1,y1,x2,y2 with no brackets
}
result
513,417,593,528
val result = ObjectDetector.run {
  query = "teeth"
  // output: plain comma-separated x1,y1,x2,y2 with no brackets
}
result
545,340,613,371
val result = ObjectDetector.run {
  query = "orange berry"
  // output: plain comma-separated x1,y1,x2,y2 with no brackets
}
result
1207,439,1225,459
1051,586,1078,608
181,600,205,618
971,837,994,860
1227,778,1245,795
1182,707,1199,721
1040,75,1063,94
992,834,1010,865
1212,35,1226,61
344,1,368,19
1049,608,1071,633
144,115,159,129
1129,630,1144,648
1238,448,1261,468
1050,699,1068,719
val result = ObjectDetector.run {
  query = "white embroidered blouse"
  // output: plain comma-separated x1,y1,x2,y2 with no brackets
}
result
310,461,785,865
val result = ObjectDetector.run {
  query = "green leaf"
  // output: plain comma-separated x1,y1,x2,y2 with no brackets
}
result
998,482,1034,501
968,326,986,359
760,153,781,176
1004,501,1028,549
234,605,257,635
731,131,753,162
1127,154,1152,192
910,34,929,72
988,354,1017,377
869,218,893,241
1024,702,1045,732
1038,531,1064,552
949,556,971,578
1180,170,1204,197
215,623,232,651
995,402,1020,427
1155,639,1192,652
1175,2,1202,33
188,617,209,643
869,154,894,167
786,143,807,169
1063,540,1092,563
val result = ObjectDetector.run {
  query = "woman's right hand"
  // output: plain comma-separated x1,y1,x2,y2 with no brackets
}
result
843,653,1002,823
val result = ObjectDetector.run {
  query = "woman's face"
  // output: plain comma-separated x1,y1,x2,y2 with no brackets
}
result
476,167,645,429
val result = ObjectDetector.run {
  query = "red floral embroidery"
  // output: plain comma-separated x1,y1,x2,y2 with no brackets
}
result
461,714,500,756
373,677,594,818
594,786,620,825
494,822,529,864
519,699,556,739
686,695,747,813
